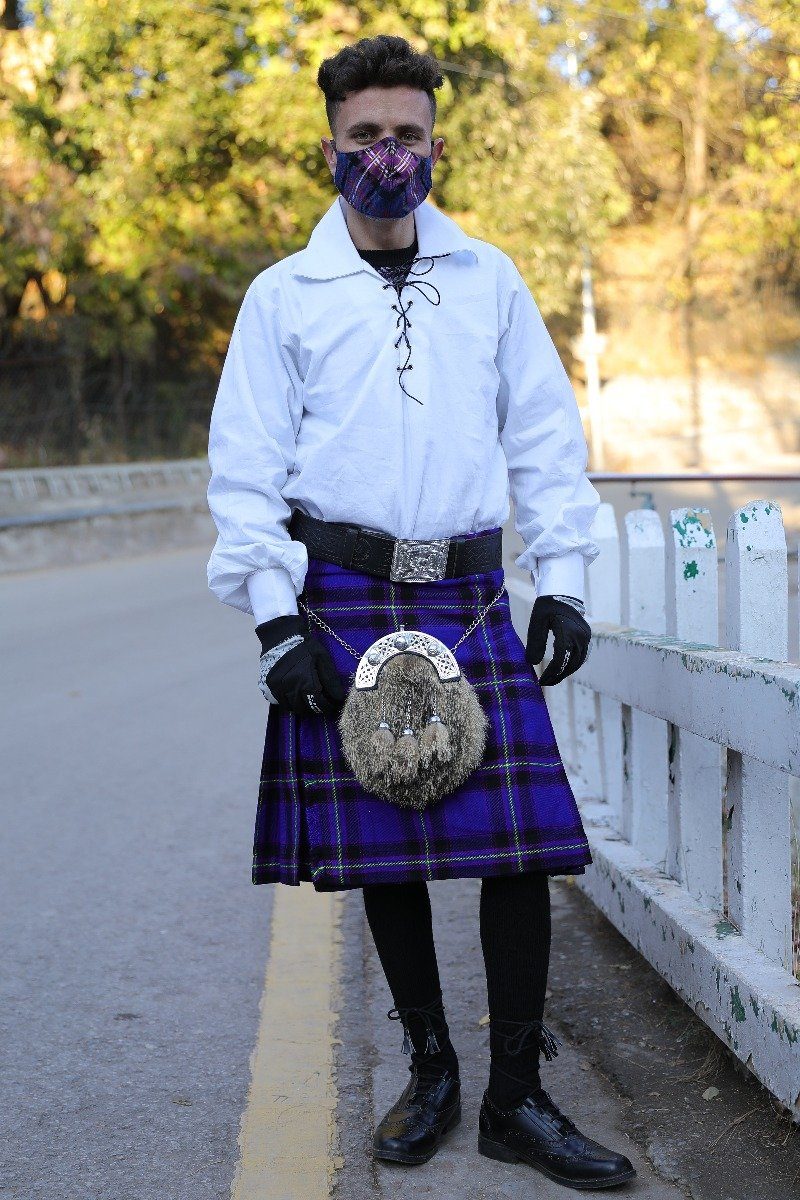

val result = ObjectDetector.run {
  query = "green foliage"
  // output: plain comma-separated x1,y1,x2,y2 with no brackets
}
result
0,1,798,465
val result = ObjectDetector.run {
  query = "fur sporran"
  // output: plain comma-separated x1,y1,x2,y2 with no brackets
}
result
299,583,505,812
336,631,489,811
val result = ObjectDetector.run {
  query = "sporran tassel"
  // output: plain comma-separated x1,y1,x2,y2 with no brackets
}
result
419,711,450,764
370,718,395,771
390,725,420,779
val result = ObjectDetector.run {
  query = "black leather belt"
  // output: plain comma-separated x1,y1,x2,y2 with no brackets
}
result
288,509,502,582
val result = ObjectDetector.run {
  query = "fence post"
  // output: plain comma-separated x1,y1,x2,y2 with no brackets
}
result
725,501,792,969
577,503,621,806
621,510,668,861
665,507,724,910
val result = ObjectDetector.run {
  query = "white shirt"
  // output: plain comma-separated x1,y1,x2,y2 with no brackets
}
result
206,195,600,626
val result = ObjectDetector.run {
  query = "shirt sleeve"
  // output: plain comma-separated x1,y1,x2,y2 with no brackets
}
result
495,259,601,604
206,277,308,625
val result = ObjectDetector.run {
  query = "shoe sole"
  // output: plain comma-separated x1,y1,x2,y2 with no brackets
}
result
373,1104,462,1166
478,1134,636,1191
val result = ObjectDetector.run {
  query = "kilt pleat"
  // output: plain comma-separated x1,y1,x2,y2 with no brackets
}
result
253,530,592,891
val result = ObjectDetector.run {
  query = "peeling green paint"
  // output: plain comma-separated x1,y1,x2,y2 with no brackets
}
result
672,509,714,549
643,895,652,911
740,512,749,524
715,919,738,938
749,995,760,1017
683,560,699,580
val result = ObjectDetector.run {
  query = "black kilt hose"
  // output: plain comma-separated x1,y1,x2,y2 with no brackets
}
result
253,528,592,891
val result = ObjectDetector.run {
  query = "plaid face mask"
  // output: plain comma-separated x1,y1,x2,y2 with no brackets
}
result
331,134,433,218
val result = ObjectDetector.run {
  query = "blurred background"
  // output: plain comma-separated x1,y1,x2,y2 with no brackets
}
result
1,0,798,475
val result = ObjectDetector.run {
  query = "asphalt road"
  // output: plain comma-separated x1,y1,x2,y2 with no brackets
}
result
1,546,272,1200
3,521,798,1199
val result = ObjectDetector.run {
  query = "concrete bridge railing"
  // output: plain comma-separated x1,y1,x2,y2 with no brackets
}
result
508,499,800,1118
0,459,210,505
0,458,212,572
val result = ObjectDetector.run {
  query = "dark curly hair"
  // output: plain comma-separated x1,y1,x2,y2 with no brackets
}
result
317,35,444,136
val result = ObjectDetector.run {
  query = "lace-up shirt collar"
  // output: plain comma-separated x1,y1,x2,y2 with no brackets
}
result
356,231,419,291
290,196,478,281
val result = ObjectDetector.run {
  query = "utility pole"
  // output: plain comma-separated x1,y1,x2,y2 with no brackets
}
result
566,21,605,469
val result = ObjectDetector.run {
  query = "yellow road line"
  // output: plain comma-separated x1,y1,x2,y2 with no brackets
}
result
231,883,343,1200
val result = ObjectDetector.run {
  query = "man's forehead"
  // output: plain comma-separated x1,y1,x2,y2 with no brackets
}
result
338,85,431,126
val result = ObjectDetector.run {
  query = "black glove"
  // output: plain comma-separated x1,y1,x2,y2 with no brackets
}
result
525,595,591,687
256,613,347,717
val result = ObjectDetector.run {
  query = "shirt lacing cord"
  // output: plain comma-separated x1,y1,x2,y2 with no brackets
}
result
381,252,452,405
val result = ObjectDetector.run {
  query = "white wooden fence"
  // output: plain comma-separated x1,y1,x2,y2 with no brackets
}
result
508,499,800,1118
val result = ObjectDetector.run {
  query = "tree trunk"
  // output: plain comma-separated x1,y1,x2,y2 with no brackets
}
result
66,344,88,463
113,348,130,454
1,2,23,31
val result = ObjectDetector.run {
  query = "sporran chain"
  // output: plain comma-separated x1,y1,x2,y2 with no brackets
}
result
297,581,507,664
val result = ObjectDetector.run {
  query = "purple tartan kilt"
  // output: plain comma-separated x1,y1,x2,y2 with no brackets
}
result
253,532,592,891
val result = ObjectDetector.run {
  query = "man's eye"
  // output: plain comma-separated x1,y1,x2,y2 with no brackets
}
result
355,133,417,141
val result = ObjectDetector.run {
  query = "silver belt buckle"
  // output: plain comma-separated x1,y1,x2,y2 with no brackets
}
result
390,537,450,582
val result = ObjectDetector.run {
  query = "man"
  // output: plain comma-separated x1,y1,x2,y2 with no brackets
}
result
206,33,635,1191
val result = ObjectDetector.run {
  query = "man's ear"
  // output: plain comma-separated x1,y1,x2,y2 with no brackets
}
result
431,136,445,167
321,136,336,174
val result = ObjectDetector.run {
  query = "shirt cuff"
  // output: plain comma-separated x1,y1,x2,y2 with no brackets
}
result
533,551,586,603
246,567,299,626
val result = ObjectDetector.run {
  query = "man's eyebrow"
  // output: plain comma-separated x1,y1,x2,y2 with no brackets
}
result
345,121,427,136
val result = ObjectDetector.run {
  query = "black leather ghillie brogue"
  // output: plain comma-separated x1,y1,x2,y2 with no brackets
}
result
373,1065,461,1165
478,1086,636,1190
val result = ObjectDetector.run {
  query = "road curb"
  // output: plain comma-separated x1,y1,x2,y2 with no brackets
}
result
230,883,344,1200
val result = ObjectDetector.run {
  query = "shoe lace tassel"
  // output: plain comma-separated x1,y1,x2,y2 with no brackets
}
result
387,997,445,1056
490,1017,561,1062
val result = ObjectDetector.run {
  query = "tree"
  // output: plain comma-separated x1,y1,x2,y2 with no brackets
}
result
6,0,797,466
